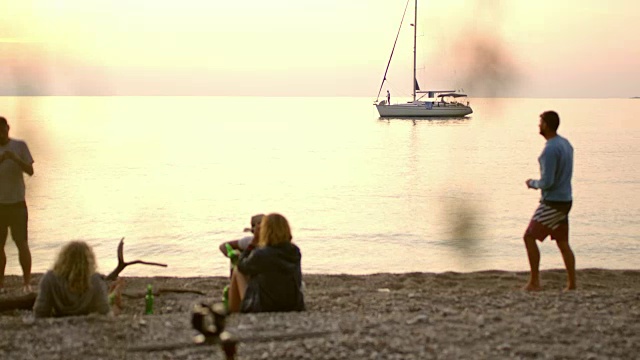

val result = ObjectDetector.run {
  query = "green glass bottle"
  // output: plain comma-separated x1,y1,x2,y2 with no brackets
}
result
222,285,230,312
225,243,239,265
145,284,154,315
225,243,240,277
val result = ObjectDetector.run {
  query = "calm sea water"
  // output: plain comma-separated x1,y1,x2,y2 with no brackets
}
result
1,96,639,277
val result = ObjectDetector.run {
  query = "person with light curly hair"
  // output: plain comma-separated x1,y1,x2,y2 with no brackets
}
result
33,241,113,318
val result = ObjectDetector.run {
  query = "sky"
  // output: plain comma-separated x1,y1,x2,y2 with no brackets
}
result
1,0,639,97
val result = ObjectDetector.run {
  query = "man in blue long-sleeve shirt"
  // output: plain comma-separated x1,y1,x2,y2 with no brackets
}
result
524,111,576,291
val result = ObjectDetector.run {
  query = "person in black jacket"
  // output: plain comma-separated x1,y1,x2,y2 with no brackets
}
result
228,213,304,313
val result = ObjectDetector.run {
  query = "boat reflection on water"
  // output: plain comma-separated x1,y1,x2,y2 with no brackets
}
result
377,116,472,125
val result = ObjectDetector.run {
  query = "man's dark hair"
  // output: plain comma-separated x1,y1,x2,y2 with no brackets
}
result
540,111,560,132
0,116,7,126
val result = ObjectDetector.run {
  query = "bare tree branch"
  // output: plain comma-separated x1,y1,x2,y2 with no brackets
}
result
0,293,37,312
122,288,206,299
105,238,167,281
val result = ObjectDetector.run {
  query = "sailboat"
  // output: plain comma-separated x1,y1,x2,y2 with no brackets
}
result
375,0,473,118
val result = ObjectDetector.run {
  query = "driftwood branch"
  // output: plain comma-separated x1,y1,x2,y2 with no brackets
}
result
105,237,167,281
0,292,37,312
122,288,206,299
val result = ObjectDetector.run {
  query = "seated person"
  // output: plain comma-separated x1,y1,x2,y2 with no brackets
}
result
218,214,264,259
228,213,305,313
33,241,120,318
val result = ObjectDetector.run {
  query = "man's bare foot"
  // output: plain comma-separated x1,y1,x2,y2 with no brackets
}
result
563,285,576,292
523,283,542,291
22,284,33,294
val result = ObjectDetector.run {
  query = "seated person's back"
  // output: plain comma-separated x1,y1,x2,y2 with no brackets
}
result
33,241,110,318
236,213,305,313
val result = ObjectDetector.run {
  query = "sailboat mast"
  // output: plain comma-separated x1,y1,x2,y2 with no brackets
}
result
412,0,417,102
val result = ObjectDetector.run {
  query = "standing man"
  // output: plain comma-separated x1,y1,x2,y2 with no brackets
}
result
386,90,391,105
524,111,575,291
0,116,34,293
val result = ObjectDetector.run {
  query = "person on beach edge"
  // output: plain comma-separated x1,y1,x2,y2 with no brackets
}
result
0,116,34,293
228,213,304,313
524,111,576,291
33,241,124,318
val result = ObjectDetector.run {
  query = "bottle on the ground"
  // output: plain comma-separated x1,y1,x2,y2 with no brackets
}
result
145,284,154,315
222,285,230,312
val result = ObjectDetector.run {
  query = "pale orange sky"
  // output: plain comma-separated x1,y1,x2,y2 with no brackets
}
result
1,0,639,97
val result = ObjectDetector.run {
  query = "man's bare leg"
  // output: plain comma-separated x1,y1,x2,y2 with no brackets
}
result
228,270,248,313
556,240,576,291
0,249,5,291
9,207,32,292
523,235,542,291
15,242,31,292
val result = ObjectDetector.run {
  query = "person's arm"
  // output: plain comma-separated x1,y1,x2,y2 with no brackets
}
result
107,278,125,315
2,150,33,176
527,147,558,190
92,274,112,315
218,240,240,256
33,273,54,318
237,247,266,277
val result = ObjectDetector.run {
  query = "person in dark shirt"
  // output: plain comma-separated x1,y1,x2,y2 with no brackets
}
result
228,213,304,313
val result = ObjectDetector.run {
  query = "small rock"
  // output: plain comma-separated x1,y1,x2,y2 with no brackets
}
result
21,314,35,325
406,314,429,325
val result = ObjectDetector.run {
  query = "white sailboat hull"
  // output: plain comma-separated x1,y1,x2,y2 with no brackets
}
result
376,102,473,117
375,0,474,118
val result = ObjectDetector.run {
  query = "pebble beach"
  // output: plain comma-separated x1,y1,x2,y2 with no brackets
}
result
1,269,639,359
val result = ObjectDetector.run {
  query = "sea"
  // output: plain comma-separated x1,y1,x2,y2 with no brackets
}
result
1,96,639,277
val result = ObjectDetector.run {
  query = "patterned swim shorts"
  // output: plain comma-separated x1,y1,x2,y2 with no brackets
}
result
525,201,572,242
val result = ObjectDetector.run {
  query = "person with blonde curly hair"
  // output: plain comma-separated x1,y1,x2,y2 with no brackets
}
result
33,241,112,318
228,213,304,313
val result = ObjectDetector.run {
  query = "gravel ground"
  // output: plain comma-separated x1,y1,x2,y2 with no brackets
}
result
1,269,639,359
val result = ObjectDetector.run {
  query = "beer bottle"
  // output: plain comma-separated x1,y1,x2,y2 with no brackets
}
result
145,284,154,315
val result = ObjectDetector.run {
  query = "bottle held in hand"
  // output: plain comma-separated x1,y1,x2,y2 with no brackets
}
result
225,243,239,266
